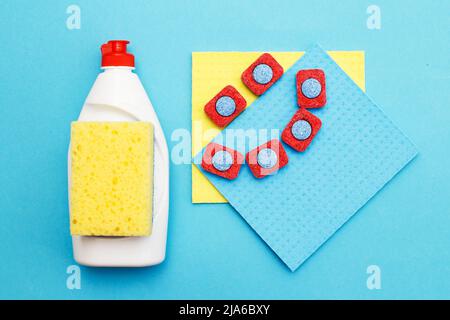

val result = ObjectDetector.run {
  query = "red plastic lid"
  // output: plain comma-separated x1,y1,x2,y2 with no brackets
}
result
101,40,135,68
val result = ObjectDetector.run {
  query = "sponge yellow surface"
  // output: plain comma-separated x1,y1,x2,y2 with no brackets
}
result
70,122,153,236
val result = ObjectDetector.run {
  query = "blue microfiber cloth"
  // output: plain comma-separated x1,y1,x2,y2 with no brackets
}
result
194,45,418,271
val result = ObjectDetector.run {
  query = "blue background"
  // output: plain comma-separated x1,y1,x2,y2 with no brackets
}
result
0,0,448,299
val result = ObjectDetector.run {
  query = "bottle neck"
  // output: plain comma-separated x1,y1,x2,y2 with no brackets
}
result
101,66,135,72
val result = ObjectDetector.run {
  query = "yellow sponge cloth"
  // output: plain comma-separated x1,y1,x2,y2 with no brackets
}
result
70,122,153,237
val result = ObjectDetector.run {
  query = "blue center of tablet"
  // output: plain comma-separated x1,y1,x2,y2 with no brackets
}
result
257,148,278,169
301,78,322,99
253,64,273,85
215,96,236,117
291,120,312,141
212,150,233,171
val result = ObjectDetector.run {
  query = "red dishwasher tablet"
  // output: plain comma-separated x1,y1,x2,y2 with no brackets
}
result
204,85,247,128
296,69,326,108
282,108,322,152
246,139,288,179
201,143,244,180
242,53,284,96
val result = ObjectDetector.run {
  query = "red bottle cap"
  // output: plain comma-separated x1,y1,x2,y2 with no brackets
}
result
101,40,135,68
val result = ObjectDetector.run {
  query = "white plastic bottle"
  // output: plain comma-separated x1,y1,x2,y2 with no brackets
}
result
68,40,169,267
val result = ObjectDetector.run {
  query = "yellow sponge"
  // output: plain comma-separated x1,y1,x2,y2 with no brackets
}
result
70,122,153,236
